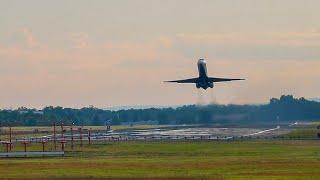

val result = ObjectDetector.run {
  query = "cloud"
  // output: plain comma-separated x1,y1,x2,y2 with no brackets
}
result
19,28,38,47
1,29,320,108
68,32,90,49
0,28,39,48
176,30,320,47
0,31,187,108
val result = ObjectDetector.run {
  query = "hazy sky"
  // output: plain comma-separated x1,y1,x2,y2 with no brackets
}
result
0,0,320,108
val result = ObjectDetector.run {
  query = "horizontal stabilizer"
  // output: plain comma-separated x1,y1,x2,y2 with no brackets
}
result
208,77,245,82
164,77,198,83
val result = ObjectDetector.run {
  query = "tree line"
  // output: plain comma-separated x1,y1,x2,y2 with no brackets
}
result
0,95,319,126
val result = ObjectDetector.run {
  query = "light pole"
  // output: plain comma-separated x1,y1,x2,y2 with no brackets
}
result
70,123,74,150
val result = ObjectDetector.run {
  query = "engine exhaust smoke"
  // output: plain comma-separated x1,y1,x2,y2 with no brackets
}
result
196,89,218,106
209,88,218,105
196,89,206,106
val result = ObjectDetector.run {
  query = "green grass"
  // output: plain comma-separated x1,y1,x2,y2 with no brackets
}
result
0,140,319,179
280,123,320,139
281,128,319,138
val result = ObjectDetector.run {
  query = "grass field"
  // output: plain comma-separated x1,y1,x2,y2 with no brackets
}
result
280,123,320,139
280,128,319,139
0,140,319,179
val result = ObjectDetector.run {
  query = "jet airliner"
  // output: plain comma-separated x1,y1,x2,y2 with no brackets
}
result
165,59,244,90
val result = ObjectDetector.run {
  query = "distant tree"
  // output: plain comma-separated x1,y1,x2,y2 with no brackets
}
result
0,95,319,126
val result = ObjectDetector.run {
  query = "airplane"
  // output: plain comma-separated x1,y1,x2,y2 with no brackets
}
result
165,58,244,90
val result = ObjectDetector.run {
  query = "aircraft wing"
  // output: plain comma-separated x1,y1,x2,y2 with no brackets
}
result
208,77,245,82
164,77,198,83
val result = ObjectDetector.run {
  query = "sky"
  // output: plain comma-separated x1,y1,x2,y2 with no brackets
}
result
0,0,320,108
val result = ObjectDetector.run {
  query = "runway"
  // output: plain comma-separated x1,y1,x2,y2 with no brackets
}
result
4,126,290,143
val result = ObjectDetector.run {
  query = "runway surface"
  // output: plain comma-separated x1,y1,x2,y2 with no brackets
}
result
36,126,291,142
1,125,292,143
